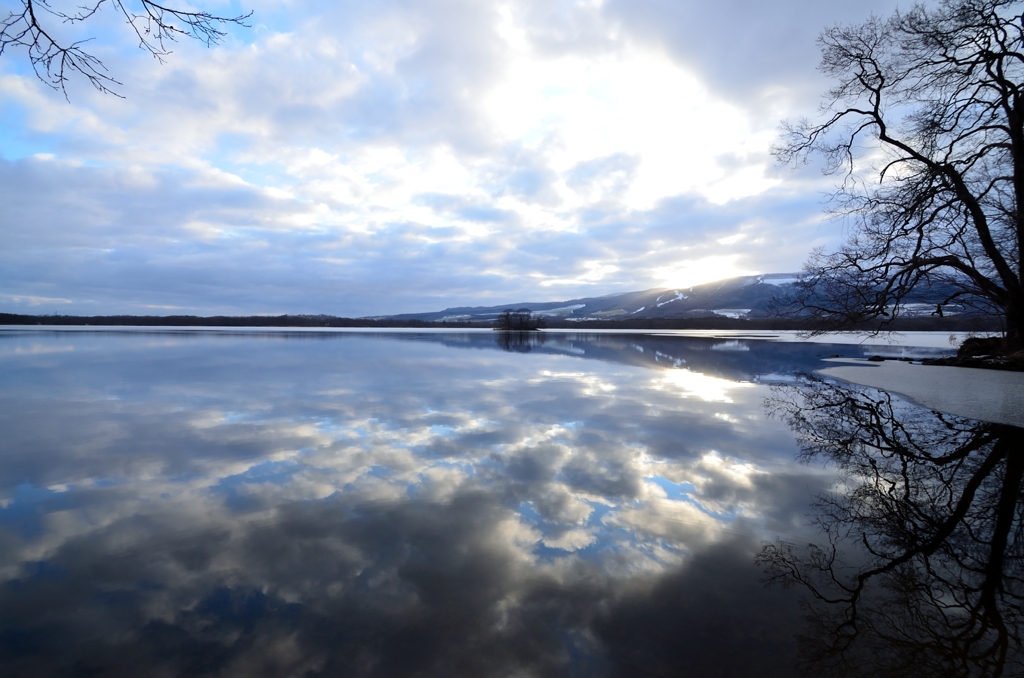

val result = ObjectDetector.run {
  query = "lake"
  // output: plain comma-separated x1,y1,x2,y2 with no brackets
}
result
0,328,1020,677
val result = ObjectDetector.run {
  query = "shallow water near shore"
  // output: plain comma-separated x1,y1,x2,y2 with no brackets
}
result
0,329,1018,676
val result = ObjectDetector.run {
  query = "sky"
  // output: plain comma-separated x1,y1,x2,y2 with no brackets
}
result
0,0,910,317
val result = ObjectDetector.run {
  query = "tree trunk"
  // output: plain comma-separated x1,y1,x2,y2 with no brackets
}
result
1005,301,1024,351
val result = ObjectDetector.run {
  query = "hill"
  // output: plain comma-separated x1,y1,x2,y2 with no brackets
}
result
377,274,804,323
1,273,995,330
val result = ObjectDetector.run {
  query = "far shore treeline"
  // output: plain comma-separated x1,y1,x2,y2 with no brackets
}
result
0,313,1000,332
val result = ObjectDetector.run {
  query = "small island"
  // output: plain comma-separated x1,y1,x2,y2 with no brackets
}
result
493,308,544,331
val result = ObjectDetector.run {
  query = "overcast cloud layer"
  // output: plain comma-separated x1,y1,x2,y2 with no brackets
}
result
0,0,908,316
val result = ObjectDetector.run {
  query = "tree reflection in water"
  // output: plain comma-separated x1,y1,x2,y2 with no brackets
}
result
494,330,547,353
760,377,1024,677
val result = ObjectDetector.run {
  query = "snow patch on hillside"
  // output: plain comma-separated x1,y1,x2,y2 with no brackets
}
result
534,304,586,317
761,274,802,287
656,291,688,307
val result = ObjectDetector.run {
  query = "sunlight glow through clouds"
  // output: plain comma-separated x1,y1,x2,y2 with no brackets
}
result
0,0,844,315
486,14,779,208
652,254,753,290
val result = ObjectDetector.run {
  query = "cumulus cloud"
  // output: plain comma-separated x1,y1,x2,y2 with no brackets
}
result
0,0,887,314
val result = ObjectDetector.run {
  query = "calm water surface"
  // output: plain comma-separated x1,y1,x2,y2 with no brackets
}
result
0,329,1019,677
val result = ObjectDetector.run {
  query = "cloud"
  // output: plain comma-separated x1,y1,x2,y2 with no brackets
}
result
0,153,834,315
602,0,910,112
0,0,876,314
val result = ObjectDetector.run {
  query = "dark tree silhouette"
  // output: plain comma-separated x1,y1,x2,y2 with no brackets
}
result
0,0,251,97
759,376,1024,677
494,308,544,331
776,0,1024,348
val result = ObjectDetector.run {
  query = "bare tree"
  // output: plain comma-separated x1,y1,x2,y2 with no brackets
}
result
777,0,1024,348
0,0,251,97
759,377,1024,677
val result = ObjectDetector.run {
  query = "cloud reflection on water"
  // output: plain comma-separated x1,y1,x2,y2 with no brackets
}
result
0,330,902,675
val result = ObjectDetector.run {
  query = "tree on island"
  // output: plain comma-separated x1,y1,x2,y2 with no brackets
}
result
494,308,544,331
778,0,1024,349
0,0,251,97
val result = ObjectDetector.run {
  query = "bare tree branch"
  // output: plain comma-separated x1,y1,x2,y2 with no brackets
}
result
0,0,251,98
776,0,1024,348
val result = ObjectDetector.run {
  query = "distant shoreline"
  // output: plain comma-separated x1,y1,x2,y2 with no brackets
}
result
0,312,1001,332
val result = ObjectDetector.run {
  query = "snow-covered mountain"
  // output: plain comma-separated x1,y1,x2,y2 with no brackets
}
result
378,273,806,322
